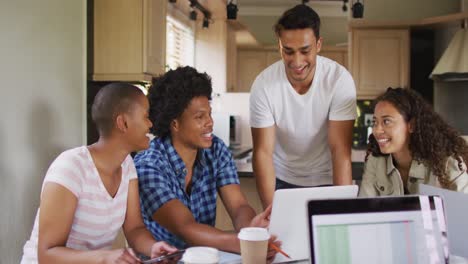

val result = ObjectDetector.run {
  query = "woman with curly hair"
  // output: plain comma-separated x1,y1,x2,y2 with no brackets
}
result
359,87,468,197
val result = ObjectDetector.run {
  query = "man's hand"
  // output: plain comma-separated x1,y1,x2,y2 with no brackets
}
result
249,205,272,228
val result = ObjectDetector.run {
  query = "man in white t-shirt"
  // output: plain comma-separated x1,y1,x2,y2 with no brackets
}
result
250,4,357,209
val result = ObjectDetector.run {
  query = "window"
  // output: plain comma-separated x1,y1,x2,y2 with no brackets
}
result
166,15,195,71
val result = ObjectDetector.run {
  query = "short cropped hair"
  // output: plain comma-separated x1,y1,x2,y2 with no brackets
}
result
91,82,144,137
274,4,321,39
148,66,212,138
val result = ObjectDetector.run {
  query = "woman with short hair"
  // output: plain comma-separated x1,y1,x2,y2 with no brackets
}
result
21,83,176,263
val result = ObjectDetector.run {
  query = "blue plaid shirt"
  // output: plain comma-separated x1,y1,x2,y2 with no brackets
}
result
134,135,239,249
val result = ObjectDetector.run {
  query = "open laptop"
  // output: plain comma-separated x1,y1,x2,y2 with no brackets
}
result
307,196,449,264
269,185,358,263
419,184,468,258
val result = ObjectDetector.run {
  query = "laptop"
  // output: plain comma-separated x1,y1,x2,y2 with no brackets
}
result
269,185,358,263
306,196,449,264
419,184,468,258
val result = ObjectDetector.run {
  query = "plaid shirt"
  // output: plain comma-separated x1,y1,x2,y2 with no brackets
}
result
134,136,239,249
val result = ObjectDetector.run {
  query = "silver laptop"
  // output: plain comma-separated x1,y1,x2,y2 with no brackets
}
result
269,185,359,263
419,184,468,258
307,196,449,264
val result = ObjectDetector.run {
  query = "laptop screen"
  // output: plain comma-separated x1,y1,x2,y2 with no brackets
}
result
269,185,358,263
419,184,468,258
307,196,448,264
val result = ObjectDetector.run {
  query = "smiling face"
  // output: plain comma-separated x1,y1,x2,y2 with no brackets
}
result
372,101,413,156
171,96,213,150
124,94,153,152
279,28,322,90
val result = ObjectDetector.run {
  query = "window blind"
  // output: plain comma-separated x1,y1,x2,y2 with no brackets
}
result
166,15,195,71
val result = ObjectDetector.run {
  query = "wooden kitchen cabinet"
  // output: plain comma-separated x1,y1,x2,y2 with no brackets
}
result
226,25,238,93
266,49,282,66
93,0,166,82
235,47,280,93
319,46,348,69
350,29,410,99
235,46,347,93
236,49,267,93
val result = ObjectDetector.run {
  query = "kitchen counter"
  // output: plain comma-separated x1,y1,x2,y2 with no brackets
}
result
236,161,365,180
234,149,367,180
219,149,367,231
230,146,253,178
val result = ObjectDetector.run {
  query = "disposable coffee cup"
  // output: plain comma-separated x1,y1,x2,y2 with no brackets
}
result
238,227,270,264
181,246,219,264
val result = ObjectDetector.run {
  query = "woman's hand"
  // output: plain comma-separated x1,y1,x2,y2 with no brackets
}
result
149,241,178,258
104,248,140,264
250,204,272,228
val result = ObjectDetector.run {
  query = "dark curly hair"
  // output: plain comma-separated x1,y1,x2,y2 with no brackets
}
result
148,66,212,138
274,4,321,39
366,87,468,187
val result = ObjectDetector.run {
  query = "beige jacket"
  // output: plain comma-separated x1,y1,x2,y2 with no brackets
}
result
359,155,468,197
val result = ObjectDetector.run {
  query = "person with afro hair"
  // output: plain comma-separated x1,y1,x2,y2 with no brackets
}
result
134,66,279,260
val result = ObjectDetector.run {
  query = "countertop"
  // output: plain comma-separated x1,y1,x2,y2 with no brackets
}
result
233,149,366,180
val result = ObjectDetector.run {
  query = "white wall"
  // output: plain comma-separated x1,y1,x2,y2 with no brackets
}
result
218,93,252,147
0,1,86,263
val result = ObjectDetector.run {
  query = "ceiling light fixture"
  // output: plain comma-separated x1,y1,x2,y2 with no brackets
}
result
189,1,197,20
189,10,197,20
190,9,197,20
342,0,348,12
202,17,209,28
227,0,238,20
188,0,212,28
351,0,364,18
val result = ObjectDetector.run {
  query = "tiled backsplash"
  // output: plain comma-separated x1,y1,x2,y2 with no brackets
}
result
434,82,468,135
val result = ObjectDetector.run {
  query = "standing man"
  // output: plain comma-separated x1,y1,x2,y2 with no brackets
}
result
250,4,356,209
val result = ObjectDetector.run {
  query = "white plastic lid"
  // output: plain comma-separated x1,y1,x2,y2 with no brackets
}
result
182,247,219,264
237,227,270,241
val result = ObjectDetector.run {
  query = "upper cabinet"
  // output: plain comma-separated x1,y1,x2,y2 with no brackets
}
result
234,46,347,93
350,29,410,99
93,0,166,82
348,12,468,99
235,48,281,93
319,46,348,69
226,25,237,93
